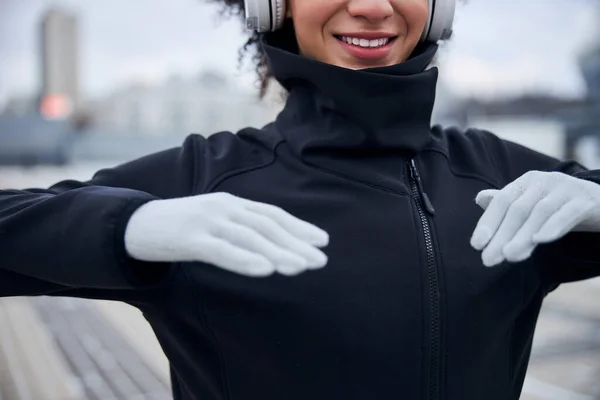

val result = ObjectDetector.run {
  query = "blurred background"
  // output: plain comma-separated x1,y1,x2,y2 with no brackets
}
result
1,0,599,399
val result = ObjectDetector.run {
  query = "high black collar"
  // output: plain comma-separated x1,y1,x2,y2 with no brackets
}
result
263,31,438,153
261,32,439,191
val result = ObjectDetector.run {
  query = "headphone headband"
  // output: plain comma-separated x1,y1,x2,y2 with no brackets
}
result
244,0,455,43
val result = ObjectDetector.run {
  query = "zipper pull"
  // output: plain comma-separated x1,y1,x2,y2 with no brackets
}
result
409,159,435,215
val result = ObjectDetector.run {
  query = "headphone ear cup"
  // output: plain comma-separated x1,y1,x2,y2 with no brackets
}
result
271,0,286,31
421,0,456,43
244,0,271,32
244,0,285,32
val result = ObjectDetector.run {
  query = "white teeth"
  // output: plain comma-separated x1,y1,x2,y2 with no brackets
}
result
340,36,390,48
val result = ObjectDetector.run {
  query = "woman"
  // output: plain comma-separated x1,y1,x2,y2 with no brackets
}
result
1,0,599,399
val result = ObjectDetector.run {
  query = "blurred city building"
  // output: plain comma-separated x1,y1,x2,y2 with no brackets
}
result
0,4,283,166
0,115,73,166
39,8,79,120
91,70,281,137
1,95,38,118
0,71,283,166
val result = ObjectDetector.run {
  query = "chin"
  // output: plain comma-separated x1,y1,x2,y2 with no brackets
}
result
337,57,399,70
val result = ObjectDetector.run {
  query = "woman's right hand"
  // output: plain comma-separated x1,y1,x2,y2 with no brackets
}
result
124,192,329,277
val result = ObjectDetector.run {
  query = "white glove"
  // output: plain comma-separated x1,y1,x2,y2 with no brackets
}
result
124,192,329,277
470,170,600,267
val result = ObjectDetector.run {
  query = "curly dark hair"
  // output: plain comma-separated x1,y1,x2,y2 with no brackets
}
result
209,0,296,99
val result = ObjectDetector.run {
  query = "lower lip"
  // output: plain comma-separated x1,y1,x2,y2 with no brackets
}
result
336,37,396,61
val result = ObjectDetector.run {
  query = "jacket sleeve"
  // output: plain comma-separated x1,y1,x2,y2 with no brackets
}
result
0,133,202,298
475,130,600,291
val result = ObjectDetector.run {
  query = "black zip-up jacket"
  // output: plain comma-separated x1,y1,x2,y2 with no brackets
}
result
1,36,600,400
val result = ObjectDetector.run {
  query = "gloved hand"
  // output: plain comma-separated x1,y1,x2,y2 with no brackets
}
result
124,192,329,277
470,170,600,267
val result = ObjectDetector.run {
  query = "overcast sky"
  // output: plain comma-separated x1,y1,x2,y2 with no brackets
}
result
0,0,599,107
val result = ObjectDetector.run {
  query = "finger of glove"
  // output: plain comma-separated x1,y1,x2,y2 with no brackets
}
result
233,211,327,269
217,221,311,273
533,199,592,244
195,237,275,277
471,186,521,251
244,201,329,247
481,188,538,267
277,264,308,276
475,189,500,210
502,195,564,262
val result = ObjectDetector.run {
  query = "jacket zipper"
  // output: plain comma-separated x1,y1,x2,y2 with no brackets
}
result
408,158,440,400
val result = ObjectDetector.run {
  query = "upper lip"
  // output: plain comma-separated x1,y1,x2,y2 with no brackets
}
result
335,32,397,39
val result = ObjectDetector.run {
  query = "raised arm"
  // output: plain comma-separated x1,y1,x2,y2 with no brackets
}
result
0,134,200,297
469,130,600,292
0,132,329,300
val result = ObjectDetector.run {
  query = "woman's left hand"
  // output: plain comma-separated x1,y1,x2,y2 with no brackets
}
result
470,170,600,267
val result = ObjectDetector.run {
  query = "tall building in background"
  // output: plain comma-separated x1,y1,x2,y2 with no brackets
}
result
39,8,79,120
579,0,600,102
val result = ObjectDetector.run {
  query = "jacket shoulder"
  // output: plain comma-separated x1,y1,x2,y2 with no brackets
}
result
426,126,502,186
427,125,573,186
196,124,284,192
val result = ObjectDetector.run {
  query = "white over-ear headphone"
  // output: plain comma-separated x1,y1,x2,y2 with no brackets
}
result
244,0,455,43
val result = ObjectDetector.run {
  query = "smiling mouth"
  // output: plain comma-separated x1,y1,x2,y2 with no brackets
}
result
334,35,398,49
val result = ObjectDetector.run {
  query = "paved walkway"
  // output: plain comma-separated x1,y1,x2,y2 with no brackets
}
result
523,279,600,400
32,297,171,400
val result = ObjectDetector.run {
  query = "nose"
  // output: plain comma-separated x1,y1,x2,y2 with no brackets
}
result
348,0,394,23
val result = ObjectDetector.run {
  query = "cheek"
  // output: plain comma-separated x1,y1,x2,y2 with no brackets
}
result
291,10,331,57
395,0,429,33
288,0,345,39
293,21,321,58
